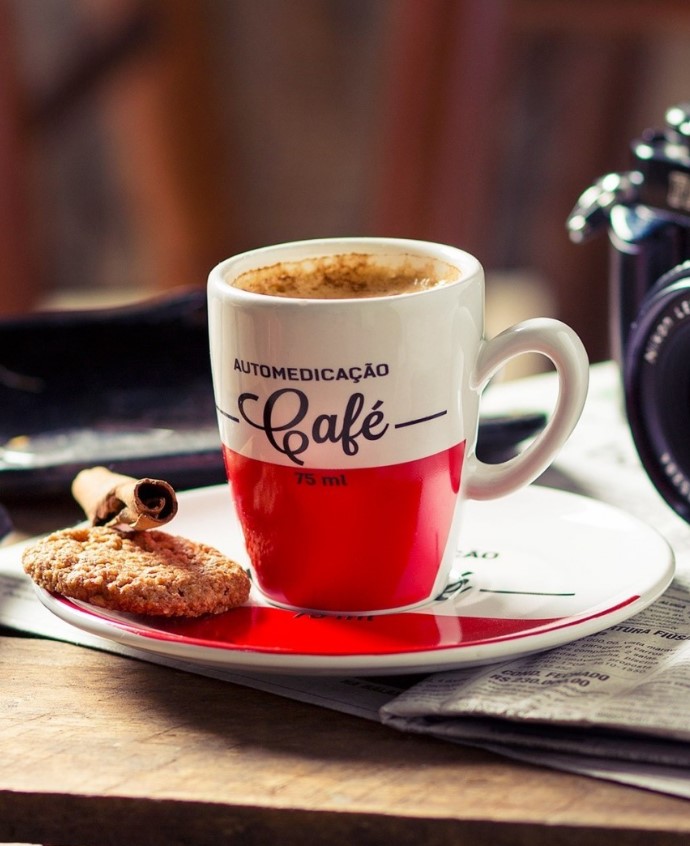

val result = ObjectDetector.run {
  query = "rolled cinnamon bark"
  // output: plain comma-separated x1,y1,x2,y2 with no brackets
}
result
71,466,178,530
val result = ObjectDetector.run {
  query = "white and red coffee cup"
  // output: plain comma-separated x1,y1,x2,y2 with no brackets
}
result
208,237,589,615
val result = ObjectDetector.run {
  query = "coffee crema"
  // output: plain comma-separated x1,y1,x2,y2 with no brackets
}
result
231,253,459,299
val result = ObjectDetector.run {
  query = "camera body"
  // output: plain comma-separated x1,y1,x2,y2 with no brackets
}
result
567,104,690,521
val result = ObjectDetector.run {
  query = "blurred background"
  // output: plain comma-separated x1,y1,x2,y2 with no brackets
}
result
1,0,689,363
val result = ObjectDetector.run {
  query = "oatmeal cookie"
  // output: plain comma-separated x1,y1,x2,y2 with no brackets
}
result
22,526,250,617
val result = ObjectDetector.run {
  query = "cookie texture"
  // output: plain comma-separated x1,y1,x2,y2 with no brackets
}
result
22,526,250,617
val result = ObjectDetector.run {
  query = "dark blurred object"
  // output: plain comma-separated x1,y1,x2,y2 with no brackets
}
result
476,412,546,464
0,289,226,498
568,103,690,523
0,502,13,541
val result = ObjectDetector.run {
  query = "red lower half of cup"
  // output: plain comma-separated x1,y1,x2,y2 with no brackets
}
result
223,442,465,614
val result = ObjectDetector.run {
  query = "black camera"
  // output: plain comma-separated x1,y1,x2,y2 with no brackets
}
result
567,104,690,521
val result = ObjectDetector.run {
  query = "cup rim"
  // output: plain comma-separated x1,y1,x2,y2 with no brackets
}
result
207,237,482,304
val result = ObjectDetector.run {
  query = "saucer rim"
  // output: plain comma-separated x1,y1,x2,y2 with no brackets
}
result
33,484,675,676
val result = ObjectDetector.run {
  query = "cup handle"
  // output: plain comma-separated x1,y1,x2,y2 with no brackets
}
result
464,318,589,500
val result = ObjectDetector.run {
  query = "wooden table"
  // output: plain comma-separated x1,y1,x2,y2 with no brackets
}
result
3,632,690,846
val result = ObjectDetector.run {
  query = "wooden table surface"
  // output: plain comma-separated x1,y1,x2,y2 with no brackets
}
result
2,447,689,846
3,632,690,846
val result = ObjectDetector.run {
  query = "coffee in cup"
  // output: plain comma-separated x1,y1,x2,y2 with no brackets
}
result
231,252,458,299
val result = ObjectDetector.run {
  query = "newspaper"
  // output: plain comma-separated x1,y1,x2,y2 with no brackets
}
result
3,362,690,798
382,363,690,795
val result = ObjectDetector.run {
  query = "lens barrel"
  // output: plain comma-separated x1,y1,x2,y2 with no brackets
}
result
625,262,690,522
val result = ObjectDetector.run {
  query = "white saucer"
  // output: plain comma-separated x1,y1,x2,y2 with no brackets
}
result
36,484,675,675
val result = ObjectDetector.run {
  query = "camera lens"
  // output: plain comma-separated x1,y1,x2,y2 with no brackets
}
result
625,262,690,522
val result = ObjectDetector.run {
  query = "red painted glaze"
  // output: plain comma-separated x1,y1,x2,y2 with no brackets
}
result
222,443,465,612
58,596,641,656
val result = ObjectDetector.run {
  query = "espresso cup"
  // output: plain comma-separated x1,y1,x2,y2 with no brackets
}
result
208,237,589,615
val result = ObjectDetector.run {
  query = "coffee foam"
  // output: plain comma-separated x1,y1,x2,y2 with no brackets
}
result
232,252,460,299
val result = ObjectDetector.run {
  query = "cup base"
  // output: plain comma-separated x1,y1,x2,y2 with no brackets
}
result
256,589,434,618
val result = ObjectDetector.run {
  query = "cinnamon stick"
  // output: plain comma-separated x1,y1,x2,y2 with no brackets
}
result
71,466,178,531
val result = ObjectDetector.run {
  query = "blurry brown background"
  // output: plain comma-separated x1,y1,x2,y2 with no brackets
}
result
1,0,689,362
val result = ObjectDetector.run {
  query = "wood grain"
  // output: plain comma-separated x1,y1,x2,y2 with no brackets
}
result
2,635,690,845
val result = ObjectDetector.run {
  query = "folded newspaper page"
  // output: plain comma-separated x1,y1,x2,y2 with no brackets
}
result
382,363,690,796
